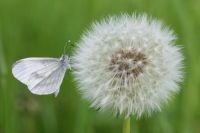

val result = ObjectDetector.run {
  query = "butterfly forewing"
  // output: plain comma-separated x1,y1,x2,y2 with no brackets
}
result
12,58,60,84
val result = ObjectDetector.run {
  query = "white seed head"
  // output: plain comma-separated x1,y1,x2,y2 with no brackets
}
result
72,14,184,118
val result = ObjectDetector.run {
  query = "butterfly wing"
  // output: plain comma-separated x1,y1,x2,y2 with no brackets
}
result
12,58,60,84
12,58,67,95
29,64,67,95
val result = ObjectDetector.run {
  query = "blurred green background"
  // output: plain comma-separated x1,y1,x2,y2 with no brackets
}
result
0,0,199,133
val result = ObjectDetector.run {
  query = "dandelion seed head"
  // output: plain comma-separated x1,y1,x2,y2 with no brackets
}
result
72,14,184,118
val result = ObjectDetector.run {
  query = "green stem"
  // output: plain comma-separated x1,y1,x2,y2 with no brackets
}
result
123,116,131,133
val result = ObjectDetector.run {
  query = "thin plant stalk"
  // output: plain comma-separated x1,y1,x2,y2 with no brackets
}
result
123,116,131,133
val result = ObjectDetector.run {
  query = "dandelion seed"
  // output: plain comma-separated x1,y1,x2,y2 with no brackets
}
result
72,14,184,118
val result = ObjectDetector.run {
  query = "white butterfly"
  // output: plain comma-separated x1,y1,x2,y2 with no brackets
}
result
12,54,70,97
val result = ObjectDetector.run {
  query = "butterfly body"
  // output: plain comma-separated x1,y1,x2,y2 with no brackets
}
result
12,54,69,96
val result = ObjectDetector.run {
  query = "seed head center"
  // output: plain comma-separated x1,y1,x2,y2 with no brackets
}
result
109,49,148,78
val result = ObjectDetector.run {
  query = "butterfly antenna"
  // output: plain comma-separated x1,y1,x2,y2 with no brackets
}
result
63,40,71,55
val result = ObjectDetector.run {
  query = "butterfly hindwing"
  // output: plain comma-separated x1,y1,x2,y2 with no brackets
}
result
29,64,66,95
27,61,60,88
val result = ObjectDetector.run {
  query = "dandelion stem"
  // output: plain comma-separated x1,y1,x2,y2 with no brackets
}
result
123,116,131,133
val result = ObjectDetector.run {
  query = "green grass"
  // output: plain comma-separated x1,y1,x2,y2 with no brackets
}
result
0,0,200,133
